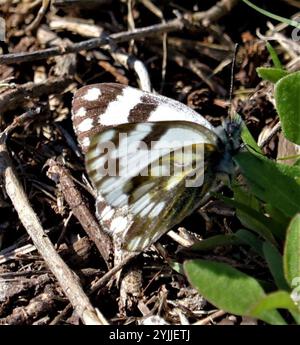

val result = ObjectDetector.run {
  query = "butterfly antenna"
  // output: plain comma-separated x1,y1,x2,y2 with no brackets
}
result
228,43,239,122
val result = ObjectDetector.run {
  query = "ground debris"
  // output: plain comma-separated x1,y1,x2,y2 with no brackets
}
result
0,0,297,325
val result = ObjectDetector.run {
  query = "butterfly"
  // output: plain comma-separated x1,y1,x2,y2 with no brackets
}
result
72,83,242,252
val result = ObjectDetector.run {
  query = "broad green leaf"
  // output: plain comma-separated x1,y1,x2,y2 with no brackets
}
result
265,204,290,229
240,121,262,154
291,310,300,325
231,185,274,240
235,229,264,257
266,42,282,70
275,162,300,185
232,183,260,212
283,214,300,286
221,196,280,243
257,67,287,83
250,291,298,317
184,259,286,324
263,242,289,290
182,234,241,252
275,71,300,144
235,152,300,218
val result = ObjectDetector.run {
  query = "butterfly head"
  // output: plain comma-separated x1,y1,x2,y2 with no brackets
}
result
214,115,242,179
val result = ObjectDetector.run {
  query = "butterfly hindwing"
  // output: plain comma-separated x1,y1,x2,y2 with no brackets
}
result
85,121,219,251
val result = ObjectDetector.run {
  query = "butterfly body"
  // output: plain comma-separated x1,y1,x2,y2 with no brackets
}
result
72,83,241,251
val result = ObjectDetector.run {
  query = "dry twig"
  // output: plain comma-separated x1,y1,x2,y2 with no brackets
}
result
0,77,73,113
48,16,151,90
26,0,51,33
193,310,227,325
0,19,184,65
46,159,113,267
188,0,239,25
0,0,238,67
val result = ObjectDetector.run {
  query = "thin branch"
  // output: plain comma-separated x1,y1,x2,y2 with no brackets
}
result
26,0,51,33
47,17,152,90
0,18,184,65
0,1,239,65
189,0,239,24
46,159,113,267
0,77,74,113
193,310,226,325
258,122,281,149
89,252,137,293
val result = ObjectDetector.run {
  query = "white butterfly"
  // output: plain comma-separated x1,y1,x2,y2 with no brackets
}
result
72,83,241,251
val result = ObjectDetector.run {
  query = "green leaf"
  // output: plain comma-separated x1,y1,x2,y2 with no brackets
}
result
235,229,264,257
221,196,280,243
240,121,262,154
257,67,288,83
182,234,241,252
266,42,282,69
242,0,300,29
263,242,289,290
291,310,300,325
250,291,298,317
265,204,290,229
232,182,260,211
283,214,300,286
184,259,286,324
275,71,300,145
234,152,300,218
232,184,275,239
276,159,300,184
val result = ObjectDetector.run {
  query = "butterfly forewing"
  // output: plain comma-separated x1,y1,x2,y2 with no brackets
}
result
72,83,215,153
85,121,219,251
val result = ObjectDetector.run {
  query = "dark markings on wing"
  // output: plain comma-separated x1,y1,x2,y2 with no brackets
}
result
72,83,215,153
127,94,158,123
85,121,220,251
72,83,124,152
122,143,219,251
